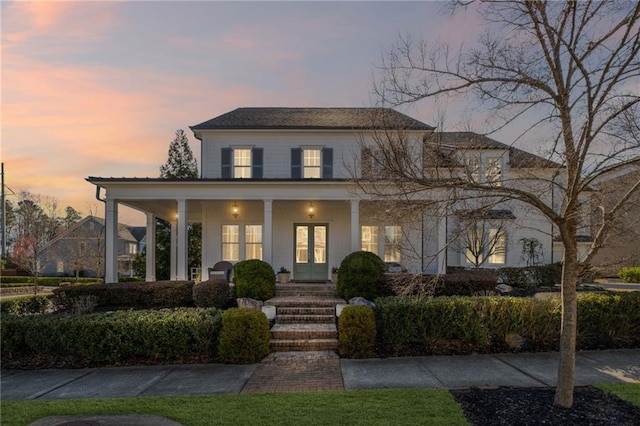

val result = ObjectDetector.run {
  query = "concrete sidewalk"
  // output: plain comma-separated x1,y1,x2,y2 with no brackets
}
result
1,349,638,401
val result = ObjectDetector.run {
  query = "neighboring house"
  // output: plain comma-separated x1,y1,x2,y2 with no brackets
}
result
38,215,145,277
589,167,640,276
88,107,568,283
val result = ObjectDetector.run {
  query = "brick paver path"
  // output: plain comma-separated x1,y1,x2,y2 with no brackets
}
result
241,351,344,393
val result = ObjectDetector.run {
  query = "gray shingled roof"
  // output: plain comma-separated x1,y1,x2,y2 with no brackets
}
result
427,132,562,169
191,107,434,131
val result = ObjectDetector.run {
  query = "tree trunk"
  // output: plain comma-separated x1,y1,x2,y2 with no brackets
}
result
554,236,579,408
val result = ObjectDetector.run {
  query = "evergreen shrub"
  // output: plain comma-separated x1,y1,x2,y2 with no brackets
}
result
0,295,52,316
1,308,222,367
193,278,231,308
338,306,376,358
52,280,194,310
374,292,640,357
217,308,270,364
233,260,276,301
336,251,385,301
619,267,640,283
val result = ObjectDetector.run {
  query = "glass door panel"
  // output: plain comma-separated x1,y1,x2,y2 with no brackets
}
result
294,224,328,281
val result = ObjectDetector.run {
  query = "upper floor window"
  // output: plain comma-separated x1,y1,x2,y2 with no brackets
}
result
485,157,502,186
465,157,481,183
291,147,333,179
221,147,263,179
234,149,252,178
303,149,321,178
361,148,390,179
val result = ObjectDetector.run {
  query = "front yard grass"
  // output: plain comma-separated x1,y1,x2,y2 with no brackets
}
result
597,383,640,407
1,389,468,426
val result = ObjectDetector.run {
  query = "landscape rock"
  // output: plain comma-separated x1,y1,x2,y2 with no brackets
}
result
236,298,264,311
496,284,513,293
348,297,375,308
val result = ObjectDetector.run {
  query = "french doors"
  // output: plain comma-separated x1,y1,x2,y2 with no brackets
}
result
293,224,328,281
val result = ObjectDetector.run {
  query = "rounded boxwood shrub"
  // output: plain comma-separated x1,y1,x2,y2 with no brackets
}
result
193,278,230,308
619,266,640,283
233,260,276,301
338,305,376,358
336,251,385,301
218,308,270,364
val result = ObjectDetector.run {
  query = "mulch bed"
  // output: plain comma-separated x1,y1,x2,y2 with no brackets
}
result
452,386,640,426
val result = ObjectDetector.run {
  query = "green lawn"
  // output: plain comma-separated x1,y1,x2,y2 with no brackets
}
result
0,389,469,426
597,383,640,407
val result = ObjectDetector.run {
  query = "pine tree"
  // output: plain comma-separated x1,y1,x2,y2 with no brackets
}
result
159,129,198,179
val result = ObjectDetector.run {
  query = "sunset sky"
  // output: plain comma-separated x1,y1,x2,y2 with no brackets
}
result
2,1,490,224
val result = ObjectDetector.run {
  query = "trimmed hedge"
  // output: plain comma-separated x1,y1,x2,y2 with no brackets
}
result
374,292,640,356
337,251,386,301
435,271,498,296
1,308,222,367
499,263,563,289
218,308,270,364
338,306,376,358
0,295,52,316
0,276,98,285
53,281,195,310
233,260,276,301
193,278,230,309
619,267,640,283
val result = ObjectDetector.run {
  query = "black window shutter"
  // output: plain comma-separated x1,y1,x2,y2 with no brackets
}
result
252,148,263,179
291,148,302,179
361,147,372,179
322,147,333,179
221,148,232,178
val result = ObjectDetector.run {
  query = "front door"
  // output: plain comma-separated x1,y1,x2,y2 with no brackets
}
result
294,224,328,281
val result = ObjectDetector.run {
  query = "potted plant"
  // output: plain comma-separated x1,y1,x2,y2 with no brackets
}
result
278,266,291,284
332,266,339,283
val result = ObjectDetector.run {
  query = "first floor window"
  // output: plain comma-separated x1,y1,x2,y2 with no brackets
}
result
361,225,379,254
384,226,402,262
488,228,506,264
245,225,263,260
222,225,239,261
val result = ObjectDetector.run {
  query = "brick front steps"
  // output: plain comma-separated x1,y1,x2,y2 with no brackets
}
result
266,283,345,352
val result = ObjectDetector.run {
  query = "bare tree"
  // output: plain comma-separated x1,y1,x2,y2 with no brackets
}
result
369,1,639,407
453,212,509,269
10,191,61,293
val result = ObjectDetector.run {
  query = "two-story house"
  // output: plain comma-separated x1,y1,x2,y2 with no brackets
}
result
38,215,145,278
88,107,560,284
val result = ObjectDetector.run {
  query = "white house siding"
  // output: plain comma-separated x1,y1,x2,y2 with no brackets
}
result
200,130,362,179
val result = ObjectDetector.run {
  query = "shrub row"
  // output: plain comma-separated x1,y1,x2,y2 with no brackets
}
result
1,308,222,366
0,276,98,285
619,267,640,283
0,295,52,316
383,271,497,297
53,281,195,309
374,292,640,356
498,263,563,289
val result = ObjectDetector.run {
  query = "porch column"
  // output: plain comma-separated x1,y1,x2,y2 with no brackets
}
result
145,212,156,282
350,200,360,252
170,220,177,280
104,198,118,283
436,215,447,275
263,199,273,265
177,199,188,280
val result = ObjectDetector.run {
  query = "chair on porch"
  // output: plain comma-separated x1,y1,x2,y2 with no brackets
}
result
208,261,233,282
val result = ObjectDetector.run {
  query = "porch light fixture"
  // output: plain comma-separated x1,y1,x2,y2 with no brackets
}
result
232,202,239,219
308,202,315,219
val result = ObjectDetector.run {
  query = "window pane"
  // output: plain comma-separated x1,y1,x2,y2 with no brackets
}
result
296,226,308,263
314,226,326,263
384,226,402,262
222,225,239,261
466,157,480,183
245,225,263,260
488,228,506,264
486,157,502,186
234,149,252,178
303,149,321,178
361,225,379,254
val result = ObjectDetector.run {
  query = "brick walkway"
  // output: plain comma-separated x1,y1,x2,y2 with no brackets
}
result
241,351,344,393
